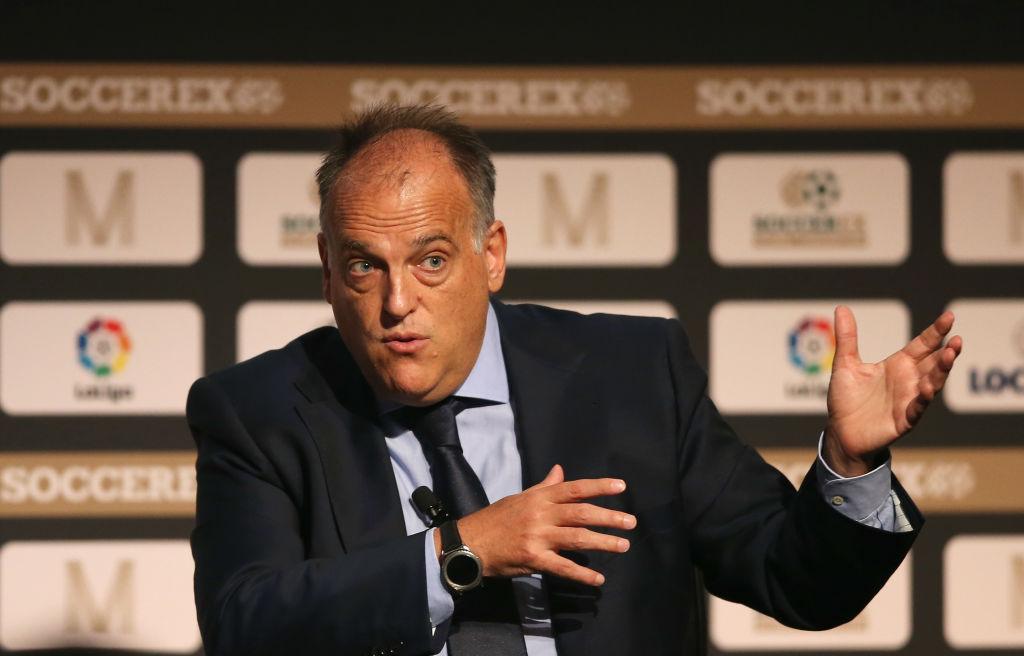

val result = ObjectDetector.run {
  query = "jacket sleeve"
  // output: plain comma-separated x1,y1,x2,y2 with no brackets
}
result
187,375,438,656
665,319,923,630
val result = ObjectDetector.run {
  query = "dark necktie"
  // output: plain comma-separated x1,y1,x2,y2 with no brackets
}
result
411,398,528,656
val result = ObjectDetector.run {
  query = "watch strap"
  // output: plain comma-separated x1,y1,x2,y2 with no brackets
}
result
439,519,463,554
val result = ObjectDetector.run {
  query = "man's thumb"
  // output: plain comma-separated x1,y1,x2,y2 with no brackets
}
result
833,305,861,365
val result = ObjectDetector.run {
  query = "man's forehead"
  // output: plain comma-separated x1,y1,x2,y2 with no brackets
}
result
337,229,456,253
325,131,473,241
338,129,455,190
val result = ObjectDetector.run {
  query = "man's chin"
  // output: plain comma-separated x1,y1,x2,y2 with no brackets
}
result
383,388,446,408
377,372,447,407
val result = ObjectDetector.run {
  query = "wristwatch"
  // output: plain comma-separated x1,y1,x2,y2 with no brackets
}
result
438,519,483,595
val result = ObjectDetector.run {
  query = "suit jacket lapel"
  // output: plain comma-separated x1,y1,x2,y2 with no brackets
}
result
495,301,609,485
495,301,611,655
293,329,407,553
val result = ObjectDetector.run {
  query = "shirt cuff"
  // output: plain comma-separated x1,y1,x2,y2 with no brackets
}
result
423,528,455,629
815,431,894,525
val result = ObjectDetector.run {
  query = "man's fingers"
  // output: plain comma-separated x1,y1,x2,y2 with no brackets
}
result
903,311,955,360
906,393,930,424
546,478,627,503
557,503,637,530
917,337,962,377
923,343,962,391
535,552,606,587
551,527,630,554
833,305,860,364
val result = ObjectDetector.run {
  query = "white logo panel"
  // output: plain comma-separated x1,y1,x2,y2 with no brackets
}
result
237,301,335,362
0,152,201,264
0,302,202,415
0,540,200,652
710,153,909,265
710,300,909,414
237,152,322,266
710,556,911,651
944,299,1024,412
494,154,676,266
944,535,1024,648
507,299,676,319
945,153,1024,264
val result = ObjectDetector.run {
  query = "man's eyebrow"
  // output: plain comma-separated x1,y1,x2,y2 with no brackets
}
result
412,233,455,248
339,238,369,252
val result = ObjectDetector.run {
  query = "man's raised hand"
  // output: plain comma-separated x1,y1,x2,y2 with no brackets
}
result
824,305,963,477
444,464,636,587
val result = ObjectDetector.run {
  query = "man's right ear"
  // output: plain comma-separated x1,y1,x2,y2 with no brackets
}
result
317,231,331,303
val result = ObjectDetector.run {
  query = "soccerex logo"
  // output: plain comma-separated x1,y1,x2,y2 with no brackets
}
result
788,316,835,374
0,75,283,115
752,168,865,248
781,169,841,211
77,318,131,377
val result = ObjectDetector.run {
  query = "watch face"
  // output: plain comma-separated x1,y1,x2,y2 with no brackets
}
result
445,551,481,588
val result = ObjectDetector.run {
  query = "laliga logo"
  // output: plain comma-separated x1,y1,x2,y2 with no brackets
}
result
788,316,835,375
74,318,134,403
77,318,131,377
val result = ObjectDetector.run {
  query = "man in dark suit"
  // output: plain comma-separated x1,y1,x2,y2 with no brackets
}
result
187,105,962,656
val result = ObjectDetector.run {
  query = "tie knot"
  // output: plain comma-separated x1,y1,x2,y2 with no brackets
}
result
408,397,465,450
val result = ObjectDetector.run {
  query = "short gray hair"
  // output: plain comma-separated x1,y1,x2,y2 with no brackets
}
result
315,104,496,248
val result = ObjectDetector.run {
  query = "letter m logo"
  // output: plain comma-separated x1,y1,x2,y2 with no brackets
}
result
64,169,134,246
1010,170,1024,244
1007,169,1024,244
1014,553,1024,628
541,172,610,247
64,559,135,634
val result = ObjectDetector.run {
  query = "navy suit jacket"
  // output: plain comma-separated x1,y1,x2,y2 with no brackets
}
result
187,300,922,656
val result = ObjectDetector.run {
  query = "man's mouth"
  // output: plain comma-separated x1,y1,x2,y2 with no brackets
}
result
382,333,429,354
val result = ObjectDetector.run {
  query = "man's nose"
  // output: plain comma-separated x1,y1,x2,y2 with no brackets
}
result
382,269,416,321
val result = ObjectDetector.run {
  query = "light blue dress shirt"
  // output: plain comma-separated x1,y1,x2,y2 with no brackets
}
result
378,306,907,656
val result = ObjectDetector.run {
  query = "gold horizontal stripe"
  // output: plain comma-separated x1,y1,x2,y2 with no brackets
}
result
4,446,1018,517
0,451,195,518
1,64,1022,129
759,446,1024,514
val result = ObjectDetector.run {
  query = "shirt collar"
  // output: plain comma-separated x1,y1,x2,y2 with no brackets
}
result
376,303,509,416
455,303,509,405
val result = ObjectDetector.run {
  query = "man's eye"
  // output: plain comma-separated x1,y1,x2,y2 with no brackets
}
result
348,261,374,275
422,255,445,270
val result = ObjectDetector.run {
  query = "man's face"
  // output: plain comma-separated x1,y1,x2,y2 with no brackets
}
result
318,132,507,407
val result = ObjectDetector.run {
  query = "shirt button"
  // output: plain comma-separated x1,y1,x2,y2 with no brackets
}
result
831,495,845,506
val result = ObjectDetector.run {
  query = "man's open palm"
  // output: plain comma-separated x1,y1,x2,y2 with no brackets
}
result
824,305,963,476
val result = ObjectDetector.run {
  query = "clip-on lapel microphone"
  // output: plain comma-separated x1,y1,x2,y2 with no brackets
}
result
412,486,450,528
